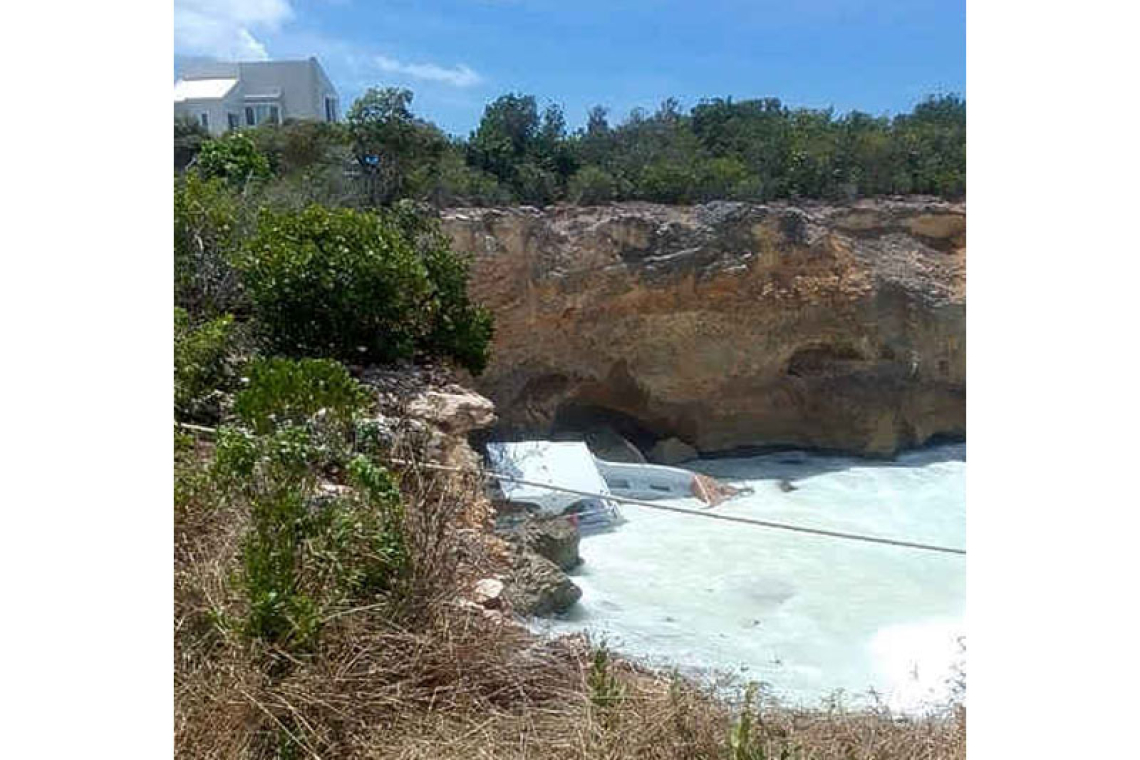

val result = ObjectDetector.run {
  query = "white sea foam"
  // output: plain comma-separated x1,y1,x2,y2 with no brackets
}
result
534,443,966,712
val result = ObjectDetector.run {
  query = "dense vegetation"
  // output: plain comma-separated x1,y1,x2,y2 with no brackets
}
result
178,89,964,208
174,86,965,758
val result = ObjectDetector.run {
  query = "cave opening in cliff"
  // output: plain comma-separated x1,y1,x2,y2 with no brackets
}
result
551,402,662,457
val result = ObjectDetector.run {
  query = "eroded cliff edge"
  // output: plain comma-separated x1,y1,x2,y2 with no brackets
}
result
441,198,965,457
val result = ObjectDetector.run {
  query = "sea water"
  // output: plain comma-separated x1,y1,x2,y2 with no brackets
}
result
534,442,966,713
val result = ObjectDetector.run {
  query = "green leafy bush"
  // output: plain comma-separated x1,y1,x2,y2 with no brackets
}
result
174,307,241,423
234,356,370,435
390,203,495,374
236,205,431,362
174,172,248,318
568,165,617,205
236,204,493,373
210,424,409,651
196,131,271,187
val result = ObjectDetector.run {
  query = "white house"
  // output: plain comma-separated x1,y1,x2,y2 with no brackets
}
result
174,58,339,135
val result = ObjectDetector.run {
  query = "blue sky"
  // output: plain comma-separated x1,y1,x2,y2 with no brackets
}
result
174,0,964,137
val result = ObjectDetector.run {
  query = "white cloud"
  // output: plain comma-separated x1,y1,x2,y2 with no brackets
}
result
174,0,293,61
374,55,483,88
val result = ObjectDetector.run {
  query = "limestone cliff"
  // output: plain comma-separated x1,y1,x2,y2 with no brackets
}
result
442,198,965,457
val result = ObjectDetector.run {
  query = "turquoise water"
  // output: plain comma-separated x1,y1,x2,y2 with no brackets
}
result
535,443,966,712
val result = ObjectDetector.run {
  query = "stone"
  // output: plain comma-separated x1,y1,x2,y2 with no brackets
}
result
472,578,505,609
502,551,582,617
405,389,496,435
503,516,581,572
442,199,966,456
648,437,699,465
498,516,583,617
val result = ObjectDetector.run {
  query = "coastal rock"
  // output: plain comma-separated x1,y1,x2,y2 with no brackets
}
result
442,198,966,456
472,578,505,609
648,437,698,465
508,516,582,571
503,551,582,616
499,516,583,616
406,389,497,436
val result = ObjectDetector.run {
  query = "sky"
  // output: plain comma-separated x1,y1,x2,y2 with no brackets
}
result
173,0,964,137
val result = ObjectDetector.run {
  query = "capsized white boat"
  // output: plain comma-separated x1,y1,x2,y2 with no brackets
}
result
485,440,746,532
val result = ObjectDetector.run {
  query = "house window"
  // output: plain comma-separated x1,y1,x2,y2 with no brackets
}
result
244,104,281,127
325,96,337,122
227,113,239,131
199,112,208,130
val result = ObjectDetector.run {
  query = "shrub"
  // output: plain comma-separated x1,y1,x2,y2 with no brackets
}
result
424,148,514,207
196,131,271,187
587,643,625,709
514,161,560,206
728,683,762,760
233,356,370,436
639,161,698,204
174,116,209,171
174,172,248,318
250,120,348,176
236,204,493,373
390,203,495,375
211,423,409,650
568,165,618,205
174,307,241,423
236,205,432,362
696,157,752,201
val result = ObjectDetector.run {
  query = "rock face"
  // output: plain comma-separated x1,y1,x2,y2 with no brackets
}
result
442,198,965,456
648,437,698,465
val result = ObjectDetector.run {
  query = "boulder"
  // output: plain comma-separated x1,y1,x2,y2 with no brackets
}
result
472,578,505,609
648,437,699,465
406,389,496,435
503,551,582,617
498,516,583,616
503,516,581,571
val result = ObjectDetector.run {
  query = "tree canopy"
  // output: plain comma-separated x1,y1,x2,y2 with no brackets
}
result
177,91,965,208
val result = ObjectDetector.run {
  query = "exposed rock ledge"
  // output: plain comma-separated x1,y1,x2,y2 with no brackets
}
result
442,198,965,457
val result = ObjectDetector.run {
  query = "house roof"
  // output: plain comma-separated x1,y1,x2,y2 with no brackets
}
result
173,78,238,103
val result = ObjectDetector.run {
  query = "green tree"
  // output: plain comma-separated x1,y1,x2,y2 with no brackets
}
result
346,87,447,206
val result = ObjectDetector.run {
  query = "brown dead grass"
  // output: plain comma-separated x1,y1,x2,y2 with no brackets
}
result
175,438,965,759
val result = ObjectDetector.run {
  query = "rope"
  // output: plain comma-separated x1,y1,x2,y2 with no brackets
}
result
175,422,965,556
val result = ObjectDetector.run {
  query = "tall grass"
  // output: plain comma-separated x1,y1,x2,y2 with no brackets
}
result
176,427,965,759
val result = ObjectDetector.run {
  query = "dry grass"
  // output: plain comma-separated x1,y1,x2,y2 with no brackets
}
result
175,437,965,759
